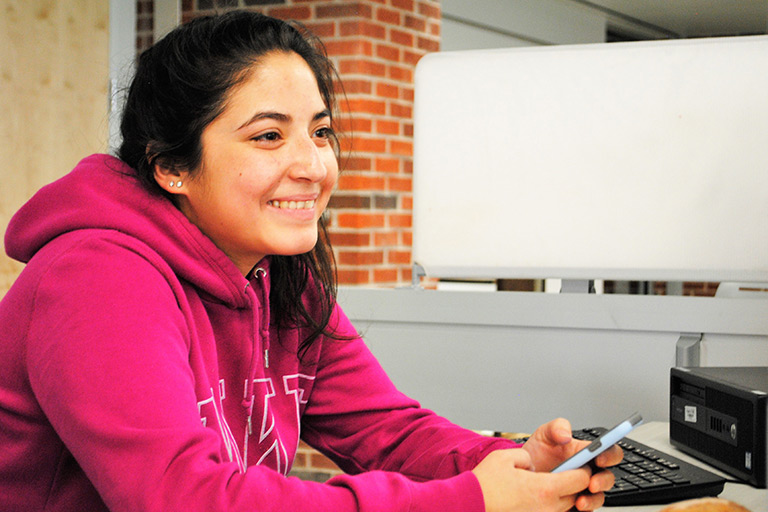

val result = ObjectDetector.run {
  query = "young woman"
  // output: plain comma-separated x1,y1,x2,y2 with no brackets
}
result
0,11,620,512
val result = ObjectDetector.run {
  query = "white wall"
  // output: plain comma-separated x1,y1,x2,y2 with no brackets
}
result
441,0,608,50
109,0,137,153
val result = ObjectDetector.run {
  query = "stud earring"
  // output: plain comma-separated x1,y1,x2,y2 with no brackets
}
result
169,181,175,188
176,180,183,188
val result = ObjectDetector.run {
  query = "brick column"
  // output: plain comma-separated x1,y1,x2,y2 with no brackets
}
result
178,0,441,287
136,0,154,50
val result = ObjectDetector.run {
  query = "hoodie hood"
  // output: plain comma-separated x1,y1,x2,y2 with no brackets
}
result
5,154,249,308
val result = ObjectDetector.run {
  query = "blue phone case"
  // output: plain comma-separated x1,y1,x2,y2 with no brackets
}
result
551,412,643,473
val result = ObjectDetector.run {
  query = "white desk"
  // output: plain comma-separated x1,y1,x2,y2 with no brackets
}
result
614,422,766,512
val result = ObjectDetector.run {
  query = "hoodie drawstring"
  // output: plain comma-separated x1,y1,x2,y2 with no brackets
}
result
241,267,271,444
253,267,270,369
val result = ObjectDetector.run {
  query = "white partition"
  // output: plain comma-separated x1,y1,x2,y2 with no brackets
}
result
339,287,768,433
413,36,768,283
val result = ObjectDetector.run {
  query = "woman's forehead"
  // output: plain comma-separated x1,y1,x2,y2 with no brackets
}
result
224,52,325,111
210,52,327,131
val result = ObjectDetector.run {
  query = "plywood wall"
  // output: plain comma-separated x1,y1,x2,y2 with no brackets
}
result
0,0,109,296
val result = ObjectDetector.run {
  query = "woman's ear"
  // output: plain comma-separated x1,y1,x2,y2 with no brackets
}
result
152,158,187,195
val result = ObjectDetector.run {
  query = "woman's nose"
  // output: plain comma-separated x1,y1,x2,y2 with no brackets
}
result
288,136,327,182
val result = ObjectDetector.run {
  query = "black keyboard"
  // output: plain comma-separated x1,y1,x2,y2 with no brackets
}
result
573,427,727,506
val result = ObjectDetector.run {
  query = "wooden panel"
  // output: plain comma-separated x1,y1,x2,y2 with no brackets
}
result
0,0,109,295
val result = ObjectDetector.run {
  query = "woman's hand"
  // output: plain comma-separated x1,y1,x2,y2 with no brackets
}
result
472,449,593,512
522,418,624,510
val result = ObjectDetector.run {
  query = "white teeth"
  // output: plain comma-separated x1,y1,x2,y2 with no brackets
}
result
269,200,315,210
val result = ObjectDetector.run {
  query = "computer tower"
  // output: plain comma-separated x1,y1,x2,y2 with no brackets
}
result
670,366,767,488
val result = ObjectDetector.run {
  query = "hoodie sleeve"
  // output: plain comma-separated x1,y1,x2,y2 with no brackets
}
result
300,305,521,493
23,232,508,512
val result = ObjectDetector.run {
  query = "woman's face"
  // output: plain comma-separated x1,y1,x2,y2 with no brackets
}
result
172,51,338,275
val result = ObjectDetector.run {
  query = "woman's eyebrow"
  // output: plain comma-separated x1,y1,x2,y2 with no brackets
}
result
313,109,331,122
238,111,290,130
238,109,330,130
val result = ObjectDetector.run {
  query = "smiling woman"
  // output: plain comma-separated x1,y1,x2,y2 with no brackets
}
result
161,51,339,276
0,10,622,512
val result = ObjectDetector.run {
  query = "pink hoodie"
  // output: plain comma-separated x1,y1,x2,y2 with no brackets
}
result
0,154,518,511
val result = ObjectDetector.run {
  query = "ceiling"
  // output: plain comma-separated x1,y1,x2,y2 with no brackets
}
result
577,0,768,39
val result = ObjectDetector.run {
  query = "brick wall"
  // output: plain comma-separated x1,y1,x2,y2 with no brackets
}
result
290,439,344,481
136,0,154,51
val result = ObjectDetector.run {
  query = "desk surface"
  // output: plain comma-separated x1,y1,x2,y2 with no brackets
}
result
613,422,766,512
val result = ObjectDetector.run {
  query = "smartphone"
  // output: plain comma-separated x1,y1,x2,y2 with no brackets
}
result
551,412,643,473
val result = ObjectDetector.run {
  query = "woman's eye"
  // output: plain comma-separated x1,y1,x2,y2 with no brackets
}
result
314,127,333,139
253,131,280,142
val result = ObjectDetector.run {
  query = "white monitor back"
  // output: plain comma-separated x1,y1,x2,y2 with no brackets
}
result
413,36,768,282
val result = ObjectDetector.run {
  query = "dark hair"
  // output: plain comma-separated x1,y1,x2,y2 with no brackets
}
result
117,10,345,357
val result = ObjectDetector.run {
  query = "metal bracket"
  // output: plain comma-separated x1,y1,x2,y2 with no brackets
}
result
675,333,703,367
411,262,427,289
560,279,595,294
